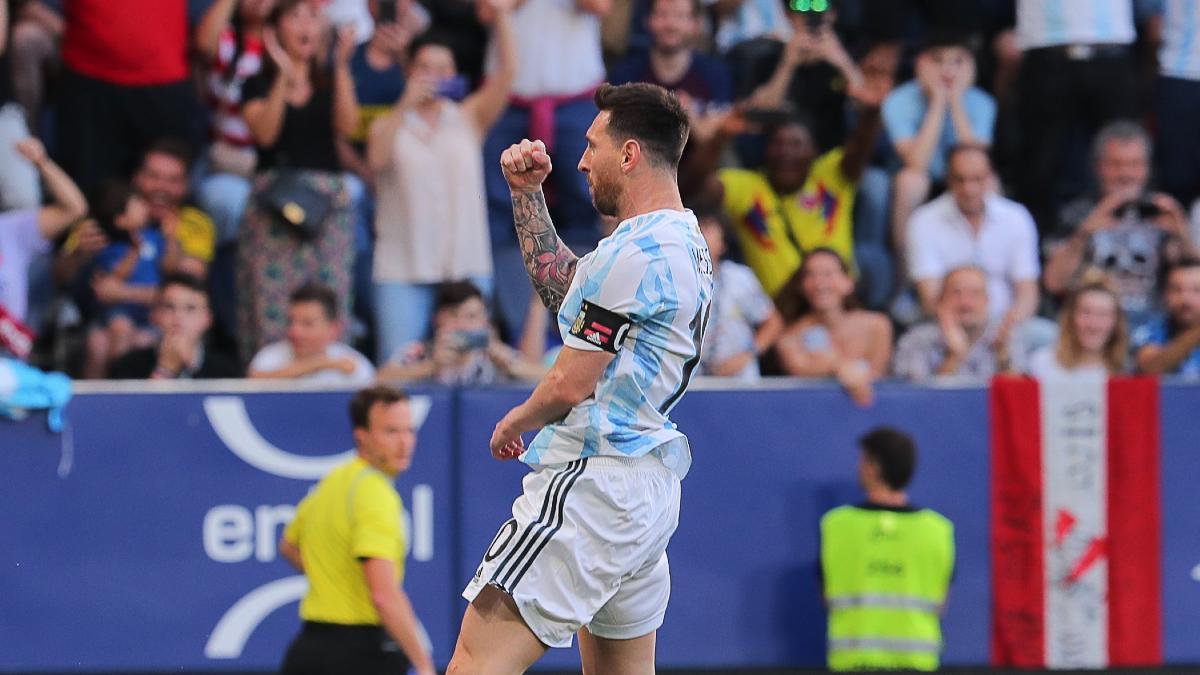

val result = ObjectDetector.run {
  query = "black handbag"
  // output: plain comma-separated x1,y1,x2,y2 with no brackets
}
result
259,170,332,241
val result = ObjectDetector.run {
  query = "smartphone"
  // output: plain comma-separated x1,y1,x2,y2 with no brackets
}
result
436,75,470,101
1113,197,1163,220
454,329,491,351
378,0,397,24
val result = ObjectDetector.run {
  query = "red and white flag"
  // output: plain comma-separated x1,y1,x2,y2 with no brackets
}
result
990,375,1162,668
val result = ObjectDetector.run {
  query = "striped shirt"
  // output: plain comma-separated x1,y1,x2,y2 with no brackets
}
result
1017,0,1136,50
206,28,263,147
522,209,714,479
1160,0,1200,80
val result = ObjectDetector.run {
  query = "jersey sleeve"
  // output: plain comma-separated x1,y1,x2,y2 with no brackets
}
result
562,242,668,354
351,473,403,561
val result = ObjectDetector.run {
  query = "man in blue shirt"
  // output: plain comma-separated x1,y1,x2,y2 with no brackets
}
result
1134,258,1200,376
882,30,996,267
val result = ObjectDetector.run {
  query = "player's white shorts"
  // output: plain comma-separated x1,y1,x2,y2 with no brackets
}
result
462,454,681,648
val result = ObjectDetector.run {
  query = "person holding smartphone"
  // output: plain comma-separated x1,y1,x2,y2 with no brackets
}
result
1044,120,1198,331
366,0,517,363
376,280,545,386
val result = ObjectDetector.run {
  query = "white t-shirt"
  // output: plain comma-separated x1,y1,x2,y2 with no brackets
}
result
249,340,376,385
523,209,714,480
486,0,604,97
1028,345,1110,379
907,193,1041,320
0,209,49,322
1016,0,1135,50
700,260,774,381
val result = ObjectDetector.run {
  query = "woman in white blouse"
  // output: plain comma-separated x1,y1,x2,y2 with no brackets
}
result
1028,271,1128,378
366,0,517,363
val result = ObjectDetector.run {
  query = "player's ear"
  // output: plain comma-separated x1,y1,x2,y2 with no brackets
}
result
621,139,639,174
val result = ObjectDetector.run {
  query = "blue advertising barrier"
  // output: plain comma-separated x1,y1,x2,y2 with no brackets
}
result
0,387,457,672
1,381,1198,671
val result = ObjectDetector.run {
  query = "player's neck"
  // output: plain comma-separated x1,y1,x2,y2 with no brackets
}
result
619,176,685,222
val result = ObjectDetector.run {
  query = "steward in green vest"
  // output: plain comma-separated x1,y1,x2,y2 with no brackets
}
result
821,427,955,671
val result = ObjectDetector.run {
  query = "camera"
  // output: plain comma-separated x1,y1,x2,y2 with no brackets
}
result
786,0,832,29
453,329,491,351
1113,197,1163,220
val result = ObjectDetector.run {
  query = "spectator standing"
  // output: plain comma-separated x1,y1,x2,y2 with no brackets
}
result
194,0,274,244
1043,121,1195,330
278,386,436,675
744,4,862,153
906,145,1040,337
367,0,517,362
700,81,885,298
0,137,87,360
107,273,241,379
821,428,954,671
696,212,782,380
608,0,732,109
236,0,360,360
377,280,544,386
7,0,63,135
1133,258,1200,376
708,0,792,97
132,141,218,280
481,0,609,340
56,0,197,197
248,283,375,385
0,0,39,211
1028,272,1128,378
773,248,892,406
884,32,996,262
894,266,1033,382
1011,0,1140,232
1155,0,1200,211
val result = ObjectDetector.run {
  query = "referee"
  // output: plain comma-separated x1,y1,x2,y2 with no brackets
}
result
278,385,435,675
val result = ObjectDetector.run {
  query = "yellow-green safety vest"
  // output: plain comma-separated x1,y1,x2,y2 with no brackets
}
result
820,505,955,671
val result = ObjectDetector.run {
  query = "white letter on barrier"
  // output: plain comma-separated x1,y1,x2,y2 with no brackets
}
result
204,505,254,563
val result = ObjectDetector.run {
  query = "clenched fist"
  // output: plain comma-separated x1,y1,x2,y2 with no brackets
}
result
500,139,552,194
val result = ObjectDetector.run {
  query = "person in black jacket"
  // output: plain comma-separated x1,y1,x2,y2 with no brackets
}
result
107,273,240,379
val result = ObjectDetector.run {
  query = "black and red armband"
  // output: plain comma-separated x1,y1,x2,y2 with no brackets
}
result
568,301,633,353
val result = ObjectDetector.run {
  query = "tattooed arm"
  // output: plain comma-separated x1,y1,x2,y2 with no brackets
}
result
501,139,579,311
513,191,578,311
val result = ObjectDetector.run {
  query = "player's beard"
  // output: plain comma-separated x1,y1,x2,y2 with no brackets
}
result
589,170,622,217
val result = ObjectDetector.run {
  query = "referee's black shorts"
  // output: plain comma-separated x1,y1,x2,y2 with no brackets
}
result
281,621,412,675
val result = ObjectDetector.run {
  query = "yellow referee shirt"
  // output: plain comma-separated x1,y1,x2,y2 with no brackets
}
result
719,148,858,297
283,456,406,625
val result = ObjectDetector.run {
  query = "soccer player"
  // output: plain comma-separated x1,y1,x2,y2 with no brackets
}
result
447,82,713,674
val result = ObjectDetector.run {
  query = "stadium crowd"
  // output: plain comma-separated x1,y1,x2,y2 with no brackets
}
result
2,0,1200,403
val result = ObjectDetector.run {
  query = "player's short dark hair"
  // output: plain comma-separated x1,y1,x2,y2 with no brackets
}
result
159,272,208,298
288,283,339,321
859,427,917,491
434,280,484,312
142,137,194,172
594,82,690,169
349,385,409,431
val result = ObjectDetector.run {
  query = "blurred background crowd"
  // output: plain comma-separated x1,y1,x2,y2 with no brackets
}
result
2,0,1199,403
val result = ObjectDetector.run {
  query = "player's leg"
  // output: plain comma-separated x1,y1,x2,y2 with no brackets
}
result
578,627,657,675
447,585,546,675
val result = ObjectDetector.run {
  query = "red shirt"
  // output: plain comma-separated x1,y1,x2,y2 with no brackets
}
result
63,0,188,86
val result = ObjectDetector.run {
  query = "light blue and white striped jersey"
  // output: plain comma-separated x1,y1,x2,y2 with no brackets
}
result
522,209,714,479
1160,0,1200,80
1017,0,1135,50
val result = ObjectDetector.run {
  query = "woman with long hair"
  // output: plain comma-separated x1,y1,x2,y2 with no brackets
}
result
774,248,893,405
366,0,517,362
1029,270,1128,377
236,0,359,361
